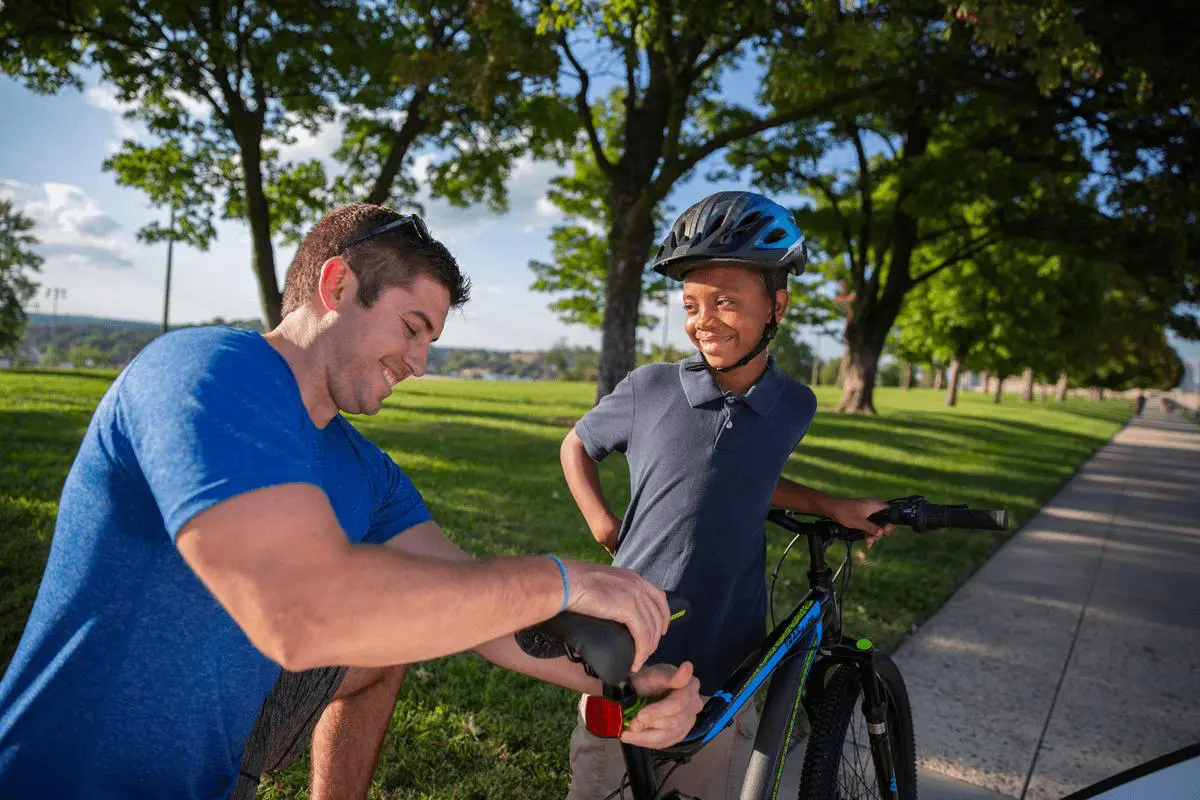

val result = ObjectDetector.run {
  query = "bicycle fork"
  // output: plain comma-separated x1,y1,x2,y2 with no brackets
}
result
831,642,900,800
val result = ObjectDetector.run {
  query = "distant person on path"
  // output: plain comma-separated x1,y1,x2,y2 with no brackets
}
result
1136,391,1147,415
559,191,896,799
0,204,702,799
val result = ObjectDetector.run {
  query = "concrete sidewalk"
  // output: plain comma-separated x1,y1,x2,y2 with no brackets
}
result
893,405,1200,799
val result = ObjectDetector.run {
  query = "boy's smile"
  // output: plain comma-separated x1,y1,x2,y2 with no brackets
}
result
682,264,788,371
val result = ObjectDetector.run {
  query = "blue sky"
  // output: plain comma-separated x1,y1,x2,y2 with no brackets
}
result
2,71,1197,375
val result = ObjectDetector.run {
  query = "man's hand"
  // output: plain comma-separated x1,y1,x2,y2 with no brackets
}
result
831,497,896,547
562,560,670,673
622,662,703,748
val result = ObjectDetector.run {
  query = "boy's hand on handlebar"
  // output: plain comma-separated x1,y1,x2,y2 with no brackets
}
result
622,661,703,748
832,497,896,546
562,560,670,672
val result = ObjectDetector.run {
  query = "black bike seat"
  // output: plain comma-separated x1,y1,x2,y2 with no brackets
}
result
515,611,635,686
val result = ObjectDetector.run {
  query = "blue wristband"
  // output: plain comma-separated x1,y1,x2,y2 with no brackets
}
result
546,554,569,613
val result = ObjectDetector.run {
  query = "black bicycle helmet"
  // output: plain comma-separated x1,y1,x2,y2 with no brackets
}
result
652,191,807,284
653,191,808,373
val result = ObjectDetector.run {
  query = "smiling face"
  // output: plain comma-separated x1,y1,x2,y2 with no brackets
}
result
682,264,788,370
318,259,450,416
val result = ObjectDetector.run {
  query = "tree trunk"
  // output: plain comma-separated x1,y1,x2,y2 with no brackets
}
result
1099,388,1106,401
1056,372,1068,402
978,369,990,392
836,343,883,414
836,350,849,388
901,361,913,390
365,90,430,206
932,362,944,391
834,122,928,415
236,123,283,328
946,356,963,407
1021,367,1035,401
836,316,893,414
994,374,1006,404
595,202,656,401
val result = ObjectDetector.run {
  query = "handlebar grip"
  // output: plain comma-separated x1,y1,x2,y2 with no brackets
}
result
943,507,1008,531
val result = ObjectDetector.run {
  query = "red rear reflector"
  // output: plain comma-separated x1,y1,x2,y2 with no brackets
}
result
584,695,624,738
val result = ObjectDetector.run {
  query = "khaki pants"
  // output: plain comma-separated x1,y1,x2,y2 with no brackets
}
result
567,696,758,800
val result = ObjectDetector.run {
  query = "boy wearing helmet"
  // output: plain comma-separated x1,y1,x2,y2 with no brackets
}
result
560,192,895,799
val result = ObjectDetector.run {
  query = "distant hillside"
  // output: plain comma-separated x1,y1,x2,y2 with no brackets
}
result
10,314,607,378
26,313,261,331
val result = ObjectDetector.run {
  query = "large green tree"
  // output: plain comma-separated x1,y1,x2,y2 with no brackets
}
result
1,1,563,328
531,0,892,400
949,0,1200,339
730,0,1091,413
1,0,354,326
0,200,43,352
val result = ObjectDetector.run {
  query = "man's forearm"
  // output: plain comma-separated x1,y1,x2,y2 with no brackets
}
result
281,549,566,670
474,633,601,695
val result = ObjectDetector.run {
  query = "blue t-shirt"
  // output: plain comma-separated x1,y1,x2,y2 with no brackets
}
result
574,356,816,694
0,327,431,799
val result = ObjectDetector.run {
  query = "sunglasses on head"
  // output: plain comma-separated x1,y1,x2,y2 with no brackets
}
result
339,214,430,254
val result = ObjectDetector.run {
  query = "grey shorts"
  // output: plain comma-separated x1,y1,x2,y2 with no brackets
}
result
232,665,348,800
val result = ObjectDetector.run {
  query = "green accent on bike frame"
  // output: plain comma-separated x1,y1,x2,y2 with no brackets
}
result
770,620,822,800
857,638,872,650
670,608,688,622
695,600,817,747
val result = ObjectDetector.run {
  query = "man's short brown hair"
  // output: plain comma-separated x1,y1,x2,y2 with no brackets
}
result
281,204,471,316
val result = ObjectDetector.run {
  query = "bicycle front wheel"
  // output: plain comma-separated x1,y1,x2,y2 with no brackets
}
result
797,652,916,800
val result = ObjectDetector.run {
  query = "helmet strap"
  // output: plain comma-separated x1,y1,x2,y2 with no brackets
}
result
685,306,779,374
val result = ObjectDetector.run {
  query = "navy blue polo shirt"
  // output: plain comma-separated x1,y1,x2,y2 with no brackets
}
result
575,355,817,693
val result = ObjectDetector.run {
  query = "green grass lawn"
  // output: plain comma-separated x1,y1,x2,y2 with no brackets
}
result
0,369,1131,798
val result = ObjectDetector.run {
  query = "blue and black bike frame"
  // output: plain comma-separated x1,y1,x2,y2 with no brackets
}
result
609,512,901,800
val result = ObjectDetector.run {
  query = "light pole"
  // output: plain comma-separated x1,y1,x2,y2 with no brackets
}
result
45,286,66,360
162,204,176,334
661,286,670,357
811,331,821,386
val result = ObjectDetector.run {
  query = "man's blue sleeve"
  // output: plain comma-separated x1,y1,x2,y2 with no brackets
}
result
113,332,323,542
573,371,636,461
363,445,433,545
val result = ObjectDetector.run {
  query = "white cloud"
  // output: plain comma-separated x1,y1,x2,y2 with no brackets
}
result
84,85,126,114
84,85,141,152
535,196,561,220
0,179,135,270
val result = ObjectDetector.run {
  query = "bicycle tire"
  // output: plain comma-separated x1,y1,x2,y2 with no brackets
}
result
797,653,917,800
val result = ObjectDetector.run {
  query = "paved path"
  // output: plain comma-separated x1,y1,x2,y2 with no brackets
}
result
893,405,1200,798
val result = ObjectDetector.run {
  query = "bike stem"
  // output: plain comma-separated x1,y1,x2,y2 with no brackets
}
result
605,680,658,798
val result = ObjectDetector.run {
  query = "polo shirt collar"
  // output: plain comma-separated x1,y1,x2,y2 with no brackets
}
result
678,354,786,417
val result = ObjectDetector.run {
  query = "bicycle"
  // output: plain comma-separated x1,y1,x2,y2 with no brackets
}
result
516,495,1009,800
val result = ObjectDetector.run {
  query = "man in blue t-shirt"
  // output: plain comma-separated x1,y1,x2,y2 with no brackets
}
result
560,192,896,799
0,204,703,799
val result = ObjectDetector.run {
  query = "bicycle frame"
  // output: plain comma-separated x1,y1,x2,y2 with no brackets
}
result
612,513,901,800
